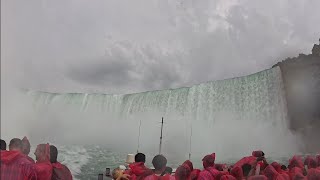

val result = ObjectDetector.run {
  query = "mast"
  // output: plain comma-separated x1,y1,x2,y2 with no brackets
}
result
189,124,192,160
137,119,142,153
159,117,164,154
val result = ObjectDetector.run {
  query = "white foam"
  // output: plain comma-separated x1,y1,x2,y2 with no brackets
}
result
57,145,89,180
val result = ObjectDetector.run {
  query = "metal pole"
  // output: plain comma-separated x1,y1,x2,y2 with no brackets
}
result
159,117,164,154
189,124,192,160
137,119,142,153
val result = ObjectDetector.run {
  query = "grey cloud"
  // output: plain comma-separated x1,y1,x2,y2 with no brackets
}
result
2,0,320,94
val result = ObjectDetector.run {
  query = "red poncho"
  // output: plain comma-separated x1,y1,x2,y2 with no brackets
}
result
0,150,37,180
288,155,304,170
316,155,320,167
144,174,175,180
233,156,256,168
288,167,306,180
35,144,53,180
220,175,236,180
175,165,191,180
247,175,268,180
52,162,73,180
264,165,289,180
230,166,243,180
190,169,201,180
304,156,317,169
198,167,220,180
307,168,320,180
202,153,216,169
252,151,264,158
126,162,153,180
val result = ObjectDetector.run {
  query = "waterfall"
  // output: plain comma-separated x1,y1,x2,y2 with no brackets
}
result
20,66,299,161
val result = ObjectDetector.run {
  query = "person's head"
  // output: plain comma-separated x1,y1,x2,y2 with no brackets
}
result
242,164,252,177
21,136,31,155
0,139,6,150
304,156,317,169
135,153,146,163
152,155,167,172
163,167,173,175
9,138,22,151
289,156,304,170
50,145,58,163
175,165,191,180
252,150,265,158
34,143,50,162
202,153,215,169
183,160,194,171
281,165,287,171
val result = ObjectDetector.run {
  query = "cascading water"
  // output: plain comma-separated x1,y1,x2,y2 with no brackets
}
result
21,66,299,162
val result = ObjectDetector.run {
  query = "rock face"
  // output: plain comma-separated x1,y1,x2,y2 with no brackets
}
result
312,39,320,56
274,40,320,152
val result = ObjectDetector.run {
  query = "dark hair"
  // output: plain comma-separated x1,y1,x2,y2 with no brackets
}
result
281,165,287,170
242,164,252,177
135,153,146,163
161,167,173,176
152,155,167,170
9,138,22,150
0,139,6,150
50,145,58,163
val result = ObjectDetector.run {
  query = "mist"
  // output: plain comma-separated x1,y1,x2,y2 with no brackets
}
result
1,0,319,160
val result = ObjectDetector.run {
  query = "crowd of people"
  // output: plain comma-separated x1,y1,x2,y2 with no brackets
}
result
0,137,73,180
113,151,320,180
1,137,320,180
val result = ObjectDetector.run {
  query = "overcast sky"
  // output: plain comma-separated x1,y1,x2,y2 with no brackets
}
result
1,0,320,94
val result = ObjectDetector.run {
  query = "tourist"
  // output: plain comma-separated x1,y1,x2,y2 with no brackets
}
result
144,154,175,180
231,166,243,180
21,136,35,163
0,139,6,150
198,153,220,179
34,143,53,180
304,156,318,169
124,152,153,180
175,164,191,180
264,165,289,180
50,145,73,180
182,160,201,180
0,138,37,180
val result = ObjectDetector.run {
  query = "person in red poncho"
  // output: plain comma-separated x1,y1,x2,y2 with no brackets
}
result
21,136,35,163
220,174,236,180
50,145,73,180
231,166,243,180
35,143,53,180
198,153,220,180
1,138,37,180
234,150,267,170
307,168,320,180
316,154,320,167
175,164,191,180
288,155,304,170
304,156,318,169
144,154,175,180
264,165,289,180
124,153,153,180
